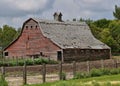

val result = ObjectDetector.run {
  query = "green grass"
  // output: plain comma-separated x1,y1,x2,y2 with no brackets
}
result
25,74,120,86
0,75,8,86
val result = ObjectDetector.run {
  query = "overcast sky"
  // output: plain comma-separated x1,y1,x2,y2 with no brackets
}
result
0,0,120,28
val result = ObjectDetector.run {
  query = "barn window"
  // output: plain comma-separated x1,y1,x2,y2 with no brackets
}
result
81,50,84,53
26,26,28,28
104,50,107,52
4,52,8,56
40,52,43,56
98,50,101,53
35,25,38,30
36,25,37,28
57,51,62,61
92,50,95,53
86,50,90,53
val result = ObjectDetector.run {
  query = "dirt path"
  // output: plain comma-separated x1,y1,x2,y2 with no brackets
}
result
6,73,73,86
6,76,120,86
6,75,56,86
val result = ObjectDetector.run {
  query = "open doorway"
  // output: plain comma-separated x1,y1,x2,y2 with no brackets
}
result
57,51,62,61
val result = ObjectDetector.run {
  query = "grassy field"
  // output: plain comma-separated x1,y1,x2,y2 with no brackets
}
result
25,74,120,86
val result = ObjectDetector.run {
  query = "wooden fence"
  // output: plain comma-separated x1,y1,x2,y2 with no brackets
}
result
1,59,120,85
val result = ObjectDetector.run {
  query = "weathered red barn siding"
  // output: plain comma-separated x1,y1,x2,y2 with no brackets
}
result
5,19,61,59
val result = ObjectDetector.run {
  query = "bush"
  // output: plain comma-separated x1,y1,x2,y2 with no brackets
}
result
47,59,58,64
110,68,120,75
0,75,8,86
34,58,42,64
18,60,24,66
8,61,17,66
74,68,120,79
26,59,34,65
74,72,90,79
90,69,103,77
60,72,66,80
0,58,58,67
100,68,110,75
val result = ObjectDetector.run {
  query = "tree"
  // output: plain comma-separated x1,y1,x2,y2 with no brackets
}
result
1,25,17,48
89,23,102,39
93,18,110,28
113,5,120,20
100,28,119,52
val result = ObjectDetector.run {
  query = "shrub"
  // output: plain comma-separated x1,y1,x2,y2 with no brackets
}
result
100,68,110,75
74,72,90,79
47,59,58,64
42,58,49,64
74,72,85,79
110,68,120,75
26,59,34,65
8,61,17,66
0,58,58,66
90,69,103,77
18,60,24,66
34,58,42,64
0,75,8,86
60,72,66,80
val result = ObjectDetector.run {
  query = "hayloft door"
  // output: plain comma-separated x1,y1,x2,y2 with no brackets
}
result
57,51,62,61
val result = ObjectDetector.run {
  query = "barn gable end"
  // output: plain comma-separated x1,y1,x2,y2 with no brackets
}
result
4,18,61,60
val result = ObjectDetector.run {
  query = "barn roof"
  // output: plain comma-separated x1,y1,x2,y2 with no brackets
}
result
33,18,110,49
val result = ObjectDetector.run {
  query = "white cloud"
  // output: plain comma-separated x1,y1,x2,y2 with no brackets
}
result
13,0,47,11
0,0,119,28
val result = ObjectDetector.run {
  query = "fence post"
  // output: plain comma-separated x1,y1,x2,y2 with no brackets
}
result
1,66,5,80
32,56,34,65
23,61,27,85
101,59,104,69
73,61,76,78
87,61,90,73
42,63,46,83
16,57,18,66
114,59,118,68
59,61,62,80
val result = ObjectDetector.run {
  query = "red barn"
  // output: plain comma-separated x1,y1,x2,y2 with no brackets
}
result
4,12,111,62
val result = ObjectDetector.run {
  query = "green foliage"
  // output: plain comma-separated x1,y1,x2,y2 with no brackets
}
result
26,59,34,65
89,23,102,39
0,25,18,49
0,25,21,59
18,60,24,66
100,68,110,75
0,58,58,67
60,72,66,80
0,75,8,86
74,68,120,80
113,5,120,20
89,18,120,52
93,18,110,28
90,69,103,77
74,72,90,79
110,68,120,75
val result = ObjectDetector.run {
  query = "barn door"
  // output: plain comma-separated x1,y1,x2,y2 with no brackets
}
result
57,51,62,61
